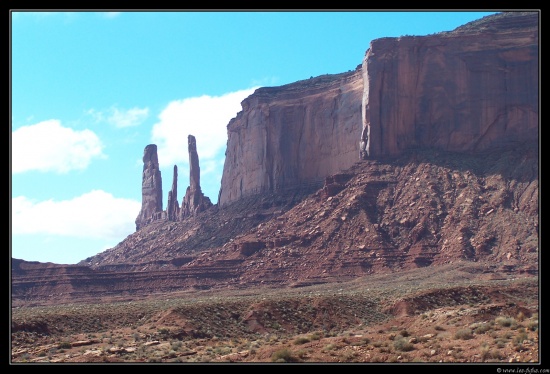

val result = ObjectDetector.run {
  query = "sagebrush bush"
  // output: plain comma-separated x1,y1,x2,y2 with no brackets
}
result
527,320,538,331
271,348,299,362
293,337,310,345
309,332,322,341
472,322,492,335
454,329,473,340
393,337,414,352
513,331,529,346
495,316,516,328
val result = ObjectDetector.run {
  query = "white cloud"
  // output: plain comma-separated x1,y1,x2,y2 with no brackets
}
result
87,106,149,128
108,106,149,128
12,190,141,240
12,119,105,174
151,88,257,169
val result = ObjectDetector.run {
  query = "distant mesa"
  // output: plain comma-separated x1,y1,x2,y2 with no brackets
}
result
135,135,212,231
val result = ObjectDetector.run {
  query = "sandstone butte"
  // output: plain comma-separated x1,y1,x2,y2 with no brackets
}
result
219,11,538,206
11,11,539,307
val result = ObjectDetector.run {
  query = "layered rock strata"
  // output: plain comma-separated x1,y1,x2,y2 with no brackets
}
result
135,144,163,230
180,135,213,219
360,11,538,158
218,68,364,207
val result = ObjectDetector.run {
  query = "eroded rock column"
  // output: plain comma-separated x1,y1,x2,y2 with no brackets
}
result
135,144,163,231
180,135,213,219
166,165,179,221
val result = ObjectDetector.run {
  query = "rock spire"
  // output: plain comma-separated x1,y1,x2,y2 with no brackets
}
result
166,165,179,221
135,144,163,230
180,135,213,219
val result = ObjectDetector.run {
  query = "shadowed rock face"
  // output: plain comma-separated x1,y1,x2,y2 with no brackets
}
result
219,69,364,207
180,135,213,219
135,144,163,231
360,11,538,158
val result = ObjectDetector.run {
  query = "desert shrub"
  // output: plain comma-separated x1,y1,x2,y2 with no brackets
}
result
293,337,310,345
57,341,72,349
309,332,322,341
434,325,445,331
527,320,538,331
400,330,410,337
472,322,492,335
495,316,516,328
167,350,177,358
343,351,359,361
481,344,502,361
393,337,414,352
516,312,525,322
451,350,464,360
513,330,529,346
490,350,503,360
295,349,308,359
171,341,182,350
454,329,473,340
271,348,299,363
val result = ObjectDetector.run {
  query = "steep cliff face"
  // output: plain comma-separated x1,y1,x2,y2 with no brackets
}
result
219,12,538,208
219,69,364,207
360,11,538,158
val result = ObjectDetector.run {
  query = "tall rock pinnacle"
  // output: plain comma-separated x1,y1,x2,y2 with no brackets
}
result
166,165,179,221
135,144,163,231
180,135,213,219
188,135,201,191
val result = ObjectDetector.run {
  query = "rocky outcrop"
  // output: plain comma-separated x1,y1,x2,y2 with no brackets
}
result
360,11,538,159
12,12,538,307
218,68,364,207
219,13,538,208
135,144,163,231
167,165,180,221
135,136,213,229
180,135,213,219
14,143,539,306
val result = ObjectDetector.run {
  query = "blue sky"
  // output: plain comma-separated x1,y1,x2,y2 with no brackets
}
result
10,10,498,265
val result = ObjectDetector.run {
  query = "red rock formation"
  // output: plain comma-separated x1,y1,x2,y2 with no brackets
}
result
166,165,180,221
180,135,213,219
135,144,163,231
218,68,364,207
360,11,538,158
